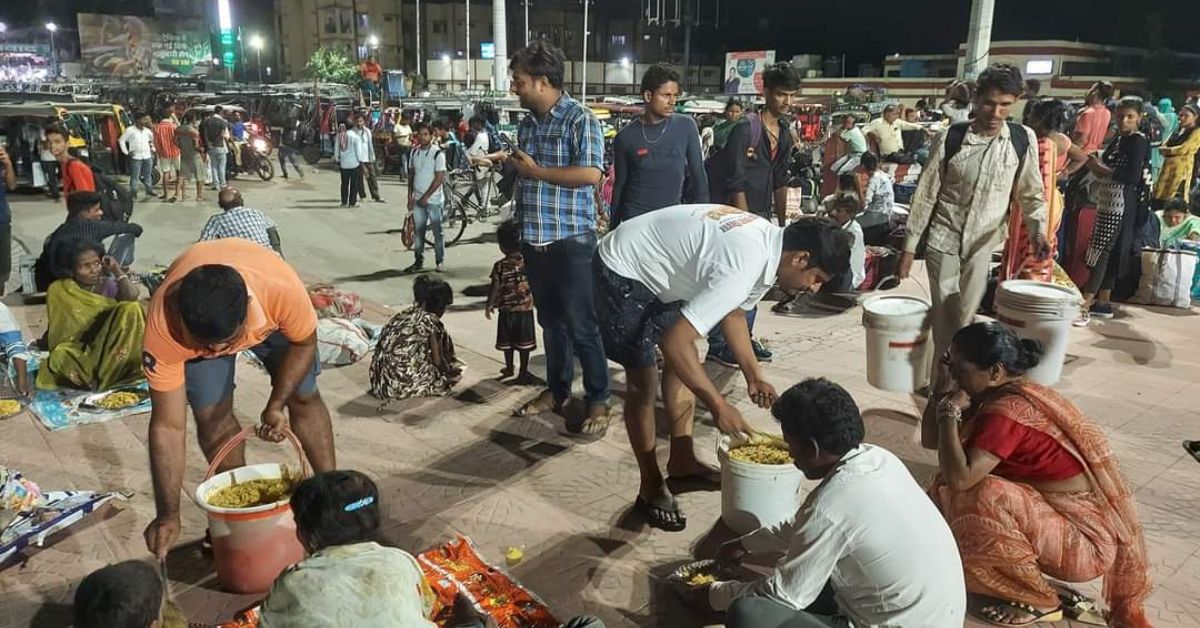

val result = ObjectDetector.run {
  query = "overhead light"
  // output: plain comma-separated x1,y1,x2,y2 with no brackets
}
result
250,34,264,50
441,53,451,62
45,22,58,32
217,0,232,30
0,22,8,33
620,57,630,67
368,35,379,47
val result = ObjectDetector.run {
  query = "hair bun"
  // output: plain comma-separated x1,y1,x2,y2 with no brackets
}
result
1017,338,1044,370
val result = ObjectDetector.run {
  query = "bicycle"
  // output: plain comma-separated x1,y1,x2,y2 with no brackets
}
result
428,164,507,247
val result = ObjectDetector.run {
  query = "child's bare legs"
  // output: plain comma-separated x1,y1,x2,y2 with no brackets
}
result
501,349,515,378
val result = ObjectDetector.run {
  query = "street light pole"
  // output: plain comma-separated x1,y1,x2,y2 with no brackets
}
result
523,0,530,47
465,0,470,90
250,34,265,84
581,0,589,100
416,0,422,77
45,23,58,79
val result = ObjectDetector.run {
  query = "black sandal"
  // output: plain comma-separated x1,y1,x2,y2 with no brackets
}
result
634,495,687,532
1183,440,1200,464
974,599,1064,626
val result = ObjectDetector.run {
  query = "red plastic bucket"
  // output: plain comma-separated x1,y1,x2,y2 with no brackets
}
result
193,427,311,594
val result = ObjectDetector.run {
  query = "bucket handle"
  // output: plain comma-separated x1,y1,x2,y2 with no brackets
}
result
203,426,312,483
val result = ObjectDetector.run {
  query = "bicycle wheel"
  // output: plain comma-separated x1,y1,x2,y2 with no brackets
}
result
428,196,468,247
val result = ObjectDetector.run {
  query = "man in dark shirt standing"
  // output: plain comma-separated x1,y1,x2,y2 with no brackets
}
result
200,107,230,190
610,64,708,227
704,62,801,366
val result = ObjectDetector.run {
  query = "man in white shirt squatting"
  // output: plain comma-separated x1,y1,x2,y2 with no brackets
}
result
594,205,851,532
708,378,967,628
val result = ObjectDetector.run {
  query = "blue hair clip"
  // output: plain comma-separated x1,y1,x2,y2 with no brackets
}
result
343,496,375,512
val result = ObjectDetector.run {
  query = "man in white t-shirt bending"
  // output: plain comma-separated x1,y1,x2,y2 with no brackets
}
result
594,205,851,531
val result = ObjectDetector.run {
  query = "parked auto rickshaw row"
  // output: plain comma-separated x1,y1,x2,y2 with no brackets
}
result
0,99,131,188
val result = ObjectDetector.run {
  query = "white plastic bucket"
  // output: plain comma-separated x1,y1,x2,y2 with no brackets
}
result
193,429,310,594
994,280,1080,386
861,295,932,393
717,435,807,535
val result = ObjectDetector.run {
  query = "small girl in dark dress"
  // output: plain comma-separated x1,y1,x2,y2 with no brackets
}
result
369,275,460,401
486,221,537,384
1075,97,1151,325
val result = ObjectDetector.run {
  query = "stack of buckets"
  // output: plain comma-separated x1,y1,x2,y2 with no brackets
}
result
861,295,932,393
993,280,1080,386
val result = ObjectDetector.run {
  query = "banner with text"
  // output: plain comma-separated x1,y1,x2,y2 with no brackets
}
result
78,13,212,77
724,50,776,96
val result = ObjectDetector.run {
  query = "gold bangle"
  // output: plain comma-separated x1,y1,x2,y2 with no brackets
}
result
936,399,963,424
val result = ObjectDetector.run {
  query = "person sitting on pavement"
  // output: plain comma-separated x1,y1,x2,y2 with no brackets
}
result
369,275,461,402
828,114,867,175
37,238,145,392
594,206,850,531
36,190,144,292
0,302,33,398
141,239,337,561
199,187,281,255
901,107,931,165
1158,198,1200,247
708,378,966,628
74,560,166,628
926,322,1151,627
863,104,931,164
819,173,863,216
820,194,866,291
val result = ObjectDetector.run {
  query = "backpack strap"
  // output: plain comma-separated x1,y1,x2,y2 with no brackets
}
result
940,121,971,173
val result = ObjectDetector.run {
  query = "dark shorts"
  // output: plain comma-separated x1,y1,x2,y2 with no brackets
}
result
593,254,682,369
496,309,537,351
184,330,321,410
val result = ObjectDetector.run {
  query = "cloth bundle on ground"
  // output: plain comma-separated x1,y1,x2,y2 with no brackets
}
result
308,284,363,319
316,318,381,366
417,534,559,627
1,466,125,564
1130,248,1197,308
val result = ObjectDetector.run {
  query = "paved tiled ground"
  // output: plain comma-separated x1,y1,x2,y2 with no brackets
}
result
1,177,1197,626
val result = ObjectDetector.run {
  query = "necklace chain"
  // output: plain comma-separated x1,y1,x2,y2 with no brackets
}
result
640,116,671,146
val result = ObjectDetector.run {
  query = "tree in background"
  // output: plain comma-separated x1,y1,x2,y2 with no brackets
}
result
305,45,359,84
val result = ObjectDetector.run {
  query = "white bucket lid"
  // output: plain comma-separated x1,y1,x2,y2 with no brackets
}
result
862,294,930,317
997,280,1079,305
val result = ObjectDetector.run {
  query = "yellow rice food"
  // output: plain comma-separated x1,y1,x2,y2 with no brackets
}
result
207,478,293,509
0,399,21,416
685,572,716,586
97,391,142,409
728,439,792,465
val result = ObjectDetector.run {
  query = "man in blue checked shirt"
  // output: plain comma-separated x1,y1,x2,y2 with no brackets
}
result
504,42,611,435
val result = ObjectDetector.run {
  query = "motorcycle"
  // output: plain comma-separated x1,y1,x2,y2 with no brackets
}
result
227,129,276,182
786,147,822,215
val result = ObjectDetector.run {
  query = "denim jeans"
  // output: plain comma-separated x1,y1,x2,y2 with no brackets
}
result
707,306,757,357
129,158,155,199
208,148,228,188
521,232,611,408
413,202,444,265
278,145,303,178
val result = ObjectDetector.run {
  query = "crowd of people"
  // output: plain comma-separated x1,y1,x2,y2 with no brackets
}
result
0,38,1183,628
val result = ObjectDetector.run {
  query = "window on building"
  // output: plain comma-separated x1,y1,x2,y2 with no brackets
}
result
1024,59,1053,75
433,20,447,34
611,34,627,47
384,13,396,23
358,13,369,29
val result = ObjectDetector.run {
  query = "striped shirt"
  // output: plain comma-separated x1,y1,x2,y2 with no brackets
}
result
199,206,278,251
515,93,604,244
154,120,181,158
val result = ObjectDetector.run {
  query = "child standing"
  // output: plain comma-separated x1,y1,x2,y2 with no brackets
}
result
370,275,460,401
486,221,537,384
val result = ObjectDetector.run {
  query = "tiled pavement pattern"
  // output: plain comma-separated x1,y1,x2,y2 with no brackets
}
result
2,273,1199,628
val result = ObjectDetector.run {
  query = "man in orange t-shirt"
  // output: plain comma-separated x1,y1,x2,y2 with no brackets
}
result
140,239,336,559
360,55,382,102
45,125,95,200
1072,81,1114,154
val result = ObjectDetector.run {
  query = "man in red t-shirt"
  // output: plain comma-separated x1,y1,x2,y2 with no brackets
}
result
154,114,182,201
45,125,94,201
359,55,382,102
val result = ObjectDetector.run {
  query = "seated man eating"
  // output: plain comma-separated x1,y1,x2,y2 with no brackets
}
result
594,205,850,531
707,378,966,628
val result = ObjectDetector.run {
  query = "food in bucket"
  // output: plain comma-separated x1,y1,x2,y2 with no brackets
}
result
0,399,21,417
206,474,297,509
728,435,792,465
96,391,143,410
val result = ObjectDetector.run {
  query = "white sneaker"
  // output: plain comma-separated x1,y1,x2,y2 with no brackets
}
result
436,263,446,272
1072,310,1091,327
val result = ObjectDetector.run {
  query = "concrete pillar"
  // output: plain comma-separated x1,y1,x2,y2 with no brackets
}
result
493,0,508,91
962,0,994,80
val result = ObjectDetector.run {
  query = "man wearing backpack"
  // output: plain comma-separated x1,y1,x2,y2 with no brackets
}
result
898,64,1048,383
703,62,801,366
45,125,94,199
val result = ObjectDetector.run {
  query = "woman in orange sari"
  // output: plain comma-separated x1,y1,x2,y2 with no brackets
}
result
1002,99,1089,282
923,322,1150,627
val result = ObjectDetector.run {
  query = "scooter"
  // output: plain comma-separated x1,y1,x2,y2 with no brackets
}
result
226,130,276,182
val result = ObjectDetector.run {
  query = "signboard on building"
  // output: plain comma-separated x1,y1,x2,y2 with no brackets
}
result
724,50,776,95
480,42,495,60
78,13,212,77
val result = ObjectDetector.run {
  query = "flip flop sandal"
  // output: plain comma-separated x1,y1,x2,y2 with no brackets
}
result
568,409,611,437
1183,440,1200,464
1050,584,1106,625
634,495,687,532
974,600,1064,626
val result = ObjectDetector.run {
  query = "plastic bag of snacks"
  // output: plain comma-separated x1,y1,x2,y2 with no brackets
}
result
307,284,364,319
417,535,559,627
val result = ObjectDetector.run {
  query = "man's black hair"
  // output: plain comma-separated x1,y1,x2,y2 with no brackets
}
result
414,121,431,134
509,41,566,89
782,217,852,276
771,378,865,457
640,63,680,94
44,124,69,141
214,105,224,114
497,219,521,255
975,63,1025,98
177,265,249,343
74,560,163,628
762,62,802,92
860,151,879,172
66,190,103,218
725,98,743,112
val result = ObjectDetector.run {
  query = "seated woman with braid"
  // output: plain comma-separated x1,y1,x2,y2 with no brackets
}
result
37,238,146,391
924,322,1151,627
